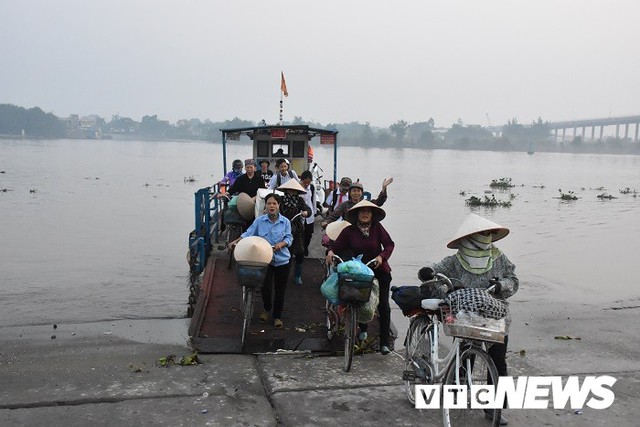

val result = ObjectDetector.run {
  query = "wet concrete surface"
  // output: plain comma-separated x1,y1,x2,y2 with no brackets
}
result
1,282,639,426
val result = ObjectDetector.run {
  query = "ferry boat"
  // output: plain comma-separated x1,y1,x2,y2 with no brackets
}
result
185,123,380,354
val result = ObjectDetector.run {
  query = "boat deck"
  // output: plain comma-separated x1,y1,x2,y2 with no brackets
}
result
188,222,385,354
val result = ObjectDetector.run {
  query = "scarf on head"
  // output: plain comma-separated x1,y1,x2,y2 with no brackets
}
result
455,232,502,274
357,219,372,238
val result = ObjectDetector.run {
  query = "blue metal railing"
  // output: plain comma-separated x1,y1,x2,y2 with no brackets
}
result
188,184,223,277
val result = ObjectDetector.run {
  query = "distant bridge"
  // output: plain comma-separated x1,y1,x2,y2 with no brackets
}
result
547,115,640,142
486,115,640,142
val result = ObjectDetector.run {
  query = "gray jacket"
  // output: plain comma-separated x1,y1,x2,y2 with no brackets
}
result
430,253,519,299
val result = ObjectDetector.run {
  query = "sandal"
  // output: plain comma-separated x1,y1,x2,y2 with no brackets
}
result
274,319,284,329
259,312,269,323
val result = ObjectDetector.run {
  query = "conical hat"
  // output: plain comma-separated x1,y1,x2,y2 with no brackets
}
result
234,236,272,266
326,220,351,241
345,200,386,223
236,192,255,221
277,179,306,194
447,213,510,249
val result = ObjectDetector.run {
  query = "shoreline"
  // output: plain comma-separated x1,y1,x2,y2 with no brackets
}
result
1,282,638,426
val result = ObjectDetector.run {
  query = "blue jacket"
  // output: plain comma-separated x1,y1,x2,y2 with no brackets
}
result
241,213,293,266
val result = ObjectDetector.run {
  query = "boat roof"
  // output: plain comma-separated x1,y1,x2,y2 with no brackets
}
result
220,124,338,138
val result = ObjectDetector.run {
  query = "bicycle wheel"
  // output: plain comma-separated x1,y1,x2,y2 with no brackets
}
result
441,346,501,427
343,305,357,372
403,316,432,404
241,287,253,349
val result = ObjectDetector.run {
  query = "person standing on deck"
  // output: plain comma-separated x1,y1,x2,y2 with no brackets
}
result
230,193,293,329
219,159,243,188
259,160,273,188
299,170,316,258
226,159,263,198
277,179,311,286
321,178,393,227
324,177,352,214
268,159,299,189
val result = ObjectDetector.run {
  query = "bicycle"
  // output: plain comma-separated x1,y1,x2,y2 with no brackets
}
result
325,255,378,372
400,273,509,427
234,249,270,349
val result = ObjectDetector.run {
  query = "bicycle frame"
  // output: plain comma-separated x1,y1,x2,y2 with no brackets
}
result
411,312,487,385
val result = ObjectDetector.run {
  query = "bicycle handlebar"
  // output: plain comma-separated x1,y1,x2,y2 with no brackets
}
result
430,272,500,295
330,255,379,269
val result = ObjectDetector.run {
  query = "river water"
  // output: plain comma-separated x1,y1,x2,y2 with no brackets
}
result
1,138,639,328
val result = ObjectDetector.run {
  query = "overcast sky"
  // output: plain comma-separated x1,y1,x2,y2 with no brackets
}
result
1,0,639,128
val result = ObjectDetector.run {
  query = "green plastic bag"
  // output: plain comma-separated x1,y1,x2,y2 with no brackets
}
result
320,272,340,304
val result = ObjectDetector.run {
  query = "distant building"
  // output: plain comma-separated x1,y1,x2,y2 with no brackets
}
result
59,114,103,139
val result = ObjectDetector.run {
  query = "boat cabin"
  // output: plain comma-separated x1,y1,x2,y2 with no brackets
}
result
220,124,338,182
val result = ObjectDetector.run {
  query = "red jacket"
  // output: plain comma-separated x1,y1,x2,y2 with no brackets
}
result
331,222,394,273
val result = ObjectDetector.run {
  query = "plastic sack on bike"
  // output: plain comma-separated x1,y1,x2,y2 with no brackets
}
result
444,288,509,320
391,282,448,314
320,271,340,305
224,196,245,225
336,255,374,278
356,278,379,323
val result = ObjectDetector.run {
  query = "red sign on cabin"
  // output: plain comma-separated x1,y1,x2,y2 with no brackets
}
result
270,128,286,139
320,134,335,145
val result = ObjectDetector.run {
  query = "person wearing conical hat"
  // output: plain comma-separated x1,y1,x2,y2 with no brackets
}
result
418,213,517,426
277,179,311,286
230,193,293,330
321,177,393,228
326,200,395,356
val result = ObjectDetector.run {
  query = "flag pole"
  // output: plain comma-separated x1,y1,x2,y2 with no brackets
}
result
279,90,283,125
279,71,288,125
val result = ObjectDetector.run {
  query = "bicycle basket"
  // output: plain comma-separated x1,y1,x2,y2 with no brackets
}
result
441,288,510,343
237,264,268,288
338,272,374,303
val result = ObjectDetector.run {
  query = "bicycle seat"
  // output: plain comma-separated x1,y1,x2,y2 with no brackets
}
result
421,299,443,311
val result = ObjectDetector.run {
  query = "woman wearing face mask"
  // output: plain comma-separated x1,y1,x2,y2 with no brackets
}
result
417,213,518,426
325,200,395,355
230,193,293,330
219,159,244,187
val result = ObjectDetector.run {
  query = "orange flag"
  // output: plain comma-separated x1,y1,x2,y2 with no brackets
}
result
280,71,288,97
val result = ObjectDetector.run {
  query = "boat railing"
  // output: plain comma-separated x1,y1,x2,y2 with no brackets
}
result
188,184,223,277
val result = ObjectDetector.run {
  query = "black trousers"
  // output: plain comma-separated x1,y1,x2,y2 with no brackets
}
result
358,270,392,348
303,222,314,254
262,262,291,319
488,335,509,377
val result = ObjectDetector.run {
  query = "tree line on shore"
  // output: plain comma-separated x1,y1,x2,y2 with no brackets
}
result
1,103,638,155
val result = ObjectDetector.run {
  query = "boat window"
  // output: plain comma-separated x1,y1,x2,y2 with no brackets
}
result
271,142,289,157
257,140,270,157
292,140,305,158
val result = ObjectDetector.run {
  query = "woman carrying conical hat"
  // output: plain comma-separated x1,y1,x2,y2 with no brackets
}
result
229,193,292,330
277,178,311,286
326,199,395,356
416,213,517,425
